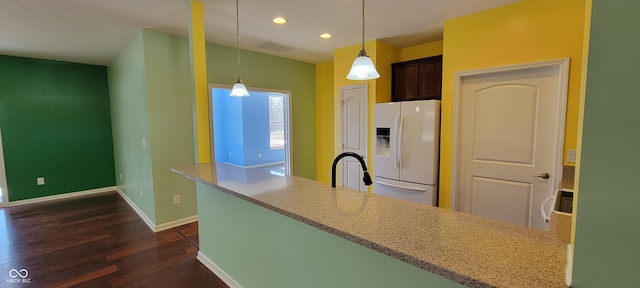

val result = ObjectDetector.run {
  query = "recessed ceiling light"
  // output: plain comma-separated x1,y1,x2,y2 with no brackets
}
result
320,33,332,39
273,17,287,24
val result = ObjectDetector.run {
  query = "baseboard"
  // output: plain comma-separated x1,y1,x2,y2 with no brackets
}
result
116,188,156,232
5,186,196,234
115,188,197,233
7,186,116,207
155,215,198,232
224,161,284,169
565,244,573,286
197,251,243,288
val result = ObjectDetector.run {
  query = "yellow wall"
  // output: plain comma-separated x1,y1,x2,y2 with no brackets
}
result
316,61,334,183
439,0,588,208
571,0,592,250
400,40,444,62
188,0,211,163
373,41,400,104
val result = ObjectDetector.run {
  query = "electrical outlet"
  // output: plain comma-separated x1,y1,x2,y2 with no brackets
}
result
567,149,577,163
258,152,262,158
139,188,143,198
37,177,45,185
173,194,181,204
119,173,123,181
141,138,147,149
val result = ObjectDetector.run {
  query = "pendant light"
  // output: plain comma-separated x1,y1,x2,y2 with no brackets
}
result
230,0,250,97
346,0,380,80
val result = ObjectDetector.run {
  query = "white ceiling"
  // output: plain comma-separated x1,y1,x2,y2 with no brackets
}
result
0,0,518,66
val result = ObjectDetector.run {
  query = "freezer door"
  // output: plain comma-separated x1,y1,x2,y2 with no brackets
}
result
374,102,400,179
373,177,437,206
399,100,440,184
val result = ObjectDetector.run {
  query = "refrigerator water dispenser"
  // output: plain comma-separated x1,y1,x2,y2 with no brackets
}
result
376,127,390,156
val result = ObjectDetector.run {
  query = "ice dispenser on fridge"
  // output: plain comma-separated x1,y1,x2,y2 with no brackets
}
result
376,127,391,156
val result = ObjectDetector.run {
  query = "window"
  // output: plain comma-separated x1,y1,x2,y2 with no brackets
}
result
269,94,285,150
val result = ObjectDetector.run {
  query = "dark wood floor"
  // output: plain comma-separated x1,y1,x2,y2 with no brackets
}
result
0,192,229,288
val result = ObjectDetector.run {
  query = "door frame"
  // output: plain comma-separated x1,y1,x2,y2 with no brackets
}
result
450,58,570,211
339,84,368,191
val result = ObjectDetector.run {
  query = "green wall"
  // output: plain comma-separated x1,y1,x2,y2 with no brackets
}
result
571,0,640,286
108,31,157,223
108,30,198,226
197,183,464,288
0,55,115,201
142,30,197,225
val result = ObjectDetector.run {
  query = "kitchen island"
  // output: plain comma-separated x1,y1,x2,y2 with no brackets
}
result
173,162,568,288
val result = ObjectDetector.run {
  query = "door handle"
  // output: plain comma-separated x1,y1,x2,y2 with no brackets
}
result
534,172,550,179
398,116,404,169
376,180,426,192
394,116,400,169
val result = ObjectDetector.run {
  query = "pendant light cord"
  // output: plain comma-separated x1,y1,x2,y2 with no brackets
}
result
361,0,365,51
236,0,241,79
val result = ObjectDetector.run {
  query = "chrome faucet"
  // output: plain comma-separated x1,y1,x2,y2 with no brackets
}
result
331,152,373,188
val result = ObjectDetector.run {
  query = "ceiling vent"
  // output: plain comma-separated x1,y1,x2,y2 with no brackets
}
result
256,41,292,53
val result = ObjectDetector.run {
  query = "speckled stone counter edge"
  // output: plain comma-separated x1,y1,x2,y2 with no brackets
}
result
176,167,499,287
173,164,568,288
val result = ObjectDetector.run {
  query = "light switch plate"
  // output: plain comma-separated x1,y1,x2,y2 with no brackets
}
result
37,177,45,185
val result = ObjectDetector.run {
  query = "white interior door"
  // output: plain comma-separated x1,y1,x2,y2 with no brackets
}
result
340,84,368,192
457,61,568,230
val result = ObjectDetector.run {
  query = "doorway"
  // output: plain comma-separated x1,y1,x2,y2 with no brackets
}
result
209,85,292,175
339,84,368,192
451,59,569,230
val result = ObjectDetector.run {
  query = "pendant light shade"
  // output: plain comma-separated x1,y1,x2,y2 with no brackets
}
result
347,50,380,80
230,0,250,97
346,0,380,80
230,78,250,97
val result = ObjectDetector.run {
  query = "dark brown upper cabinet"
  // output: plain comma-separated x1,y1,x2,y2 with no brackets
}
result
392,55,443,101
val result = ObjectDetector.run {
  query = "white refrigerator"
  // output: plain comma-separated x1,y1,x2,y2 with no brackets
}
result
373,100,440,206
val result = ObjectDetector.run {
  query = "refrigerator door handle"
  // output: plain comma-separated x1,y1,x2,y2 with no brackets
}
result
375,180,426,192
398,116,404,169
394,116,400,168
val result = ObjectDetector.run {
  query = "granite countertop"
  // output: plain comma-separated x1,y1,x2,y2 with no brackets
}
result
172,162,568,288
